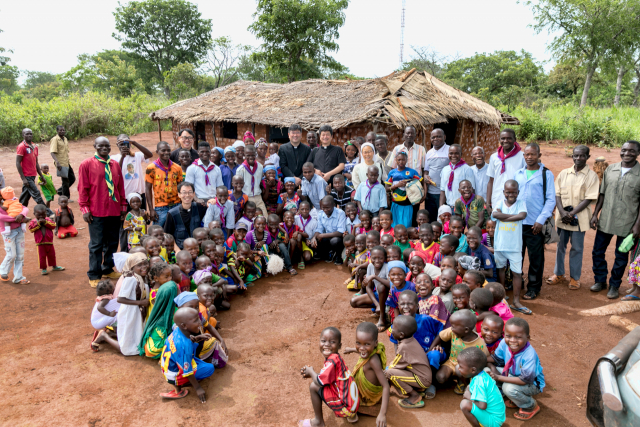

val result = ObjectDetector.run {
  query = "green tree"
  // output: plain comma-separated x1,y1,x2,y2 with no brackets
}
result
400,46,452,78
93,57,146,97
203,36,252,88
248,0,349,83
0,28,18,94
526,0,640,107
23,71,57,89
164,63,216,100
112,0,212,95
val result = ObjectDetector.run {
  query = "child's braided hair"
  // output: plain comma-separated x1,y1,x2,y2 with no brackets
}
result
149,261,170,281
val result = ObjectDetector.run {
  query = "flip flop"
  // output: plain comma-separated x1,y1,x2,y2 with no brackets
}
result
90,330,101,352
298,262,305,270
513,405,540,420
504,399,518,408
297,419,312,427
398,398,424,409
0,274,9,281
160,389,189,399
346,414,359,423
510,304,533,315
621,294,640,301
289,268,298,276
13,278,30,285
454,382,466,395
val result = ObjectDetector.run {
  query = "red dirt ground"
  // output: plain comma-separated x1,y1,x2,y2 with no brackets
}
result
1,133,638,427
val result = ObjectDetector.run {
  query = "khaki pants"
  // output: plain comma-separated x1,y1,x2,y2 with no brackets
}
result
248,195,268,217
386,368,431,395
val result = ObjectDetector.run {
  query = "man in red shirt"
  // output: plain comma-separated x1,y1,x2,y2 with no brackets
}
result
16,128,53,216
78,137,127,287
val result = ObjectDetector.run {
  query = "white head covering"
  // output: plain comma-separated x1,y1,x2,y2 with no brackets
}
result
438,205,452,219
126,192,142,204
359,143,376,164
232,140,245,149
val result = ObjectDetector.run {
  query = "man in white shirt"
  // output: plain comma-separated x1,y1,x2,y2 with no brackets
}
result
439,144,475,207
111,134,153,252
185,142,224,202
486,129,526,209
424,128,450,221
470,146,489,199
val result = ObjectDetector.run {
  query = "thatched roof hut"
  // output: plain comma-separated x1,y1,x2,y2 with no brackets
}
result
150,69,518,161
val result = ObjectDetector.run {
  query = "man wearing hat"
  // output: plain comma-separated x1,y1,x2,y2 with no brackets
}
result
185,142,224,203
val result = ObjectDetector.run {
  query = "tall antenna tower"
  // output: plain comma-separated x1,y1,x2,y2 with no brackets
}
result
399,0,406,67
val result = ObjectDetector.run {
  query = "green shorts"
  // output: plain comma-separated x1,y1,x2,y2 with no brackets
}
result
471,404,505,427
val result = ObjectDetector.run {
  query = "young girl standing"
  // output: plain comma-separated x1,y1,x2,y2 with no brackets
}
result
123,193,147,249
342,141,360,187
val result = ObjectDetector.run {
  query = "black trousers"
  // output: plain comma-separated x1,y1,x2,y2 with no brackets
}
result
19,176,53,215
57,166,76,199
592,230,628,289
88,216,120,280
119,193,147,252
522,225,545,294
425,193,440,224
317,236,344,261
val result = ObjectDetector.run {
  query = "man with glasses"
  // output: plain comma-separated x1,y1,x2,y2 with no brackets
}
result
279,124,311,186
163,181,208,249
170,129,200,164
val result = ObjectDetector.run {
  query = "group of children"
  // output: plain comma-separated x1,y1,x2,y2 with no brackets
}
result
300,177,545,427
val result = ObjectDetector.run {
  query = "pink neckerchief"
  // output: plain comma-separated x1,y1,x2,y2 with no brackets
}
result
154,158,173,183
195,159,216,186
447,160,467,191
365,180,380,204
461,194,476,225
497,142,521,174
242,160,259,195
503,342,530,376
215,198,226,228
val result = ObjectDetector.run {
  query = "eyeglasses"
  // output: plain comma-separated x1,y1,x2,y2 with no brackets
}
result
180,191,194,196
181,136,194,141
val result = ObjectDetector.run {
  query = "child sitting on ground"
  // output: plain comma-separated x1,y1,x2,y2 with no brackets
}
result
237,201,257,230
163,234,176,264
182,238,200,276
54,195,78,239
411,223,440,264
466,226,497,282
386,245,402,262
433,268,459,315
416,272,450,326
433,235,458,267
346,234,369,290
37,164,57,208
343,322,389,424
350,246,390,332
485,282,514,323
459,347,506,427
143,236,163,261
342,234,356,266
470,288,495,330
451,283,472,313
430,309,489,395
91,279,119,330
480,315,504,355
406,251,441,284
488,317,545,421
228,242,261,289
278,177,301,214
175,250,195,292
159,306,215,402
355,210,372,235
123,193,147,249
393,224,411,258
463,270,486,292
344,202,360,235
0,187,26,236
28,204,65,275
385,315,432,409
386,261,416,324
300,327,359,424
378,210,394,238
431,221,443,243
225,223,248,253
266,213,294,275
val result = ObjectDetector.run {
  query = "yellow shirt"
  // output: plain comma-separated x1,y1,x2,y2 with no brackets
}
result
49,135,70,167
554,165,599,232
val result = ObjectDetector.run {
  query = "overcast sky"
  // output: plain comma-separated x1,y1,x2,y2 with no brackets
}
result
0,0,553,80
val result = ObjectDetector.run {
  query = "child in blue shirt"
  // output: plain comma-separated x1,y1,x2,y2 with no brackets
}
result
385,261,416,324
491,180,528,314
354,165,387,216
458,346,506,427
488,317,544,421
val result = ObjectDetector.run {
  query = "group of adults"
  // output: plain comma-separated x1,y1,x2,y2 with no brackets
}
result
7,122,640,300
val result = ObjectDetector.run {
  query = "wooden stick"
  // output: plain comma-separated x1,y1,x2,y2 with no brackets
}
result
474,122,478,146
157,120,162,142
608,315,639,332
579,300,640,316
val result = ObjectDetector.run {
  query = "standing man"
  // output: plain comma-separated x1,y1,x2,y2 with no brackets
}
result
307,124,346,185
486,129,525,210
374,135,392,178
16,128,53,216
470,146,489,200
439,143,475,207
591,141,640,299
279,124,311,186
423,128,449,222
307,130,318,149
146,141,184,226
365,131,377,145
111,134,153,251
50,125,75,201
169,129,200,164
185,142,223,203
547,145,599,291
235,145,268,215
311,196,346,264
513,143,555,301
78,137,127,287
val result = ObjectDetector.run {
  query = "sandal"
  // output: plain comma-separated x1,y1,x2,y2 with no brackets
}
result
41,269,49,275
510,304,533,315
453,382,466,395
621,294,640,301
289,268,298,276
568,279,581,290
160,389,189,399
513,405,540,420
398,398,424,409
546,275,564,285
522,290,538,300
52,266,65,271
298,261,305,270
420,384,436,400
0,274,9,281
13,278,30,285
504,399,518,408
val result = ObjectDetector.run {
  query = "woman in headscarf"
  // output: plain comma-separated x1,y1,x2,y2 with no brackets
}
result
232,140,245,164
90,252,150,355
352,142,385,189
139,263,179,358
243,131,256,145
255,138,269,166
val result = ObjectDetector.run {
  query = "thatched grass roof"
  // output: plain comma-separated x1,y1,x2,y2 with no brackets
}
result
150,69,518,130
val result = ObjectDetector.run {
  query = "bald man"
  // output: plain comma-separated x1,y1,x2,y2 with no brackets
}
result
470,146,489,200
16,128,53,215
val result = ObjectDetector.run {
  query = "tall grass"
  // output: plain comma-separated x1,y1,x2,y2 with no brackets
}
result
508,105,640,146
0,91,171,145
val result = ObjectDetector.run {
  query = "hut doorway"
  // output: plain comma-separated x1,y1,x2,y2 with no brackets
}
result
195,122,206,143
222,121,238,139
433,119,458,146
269,126,290,143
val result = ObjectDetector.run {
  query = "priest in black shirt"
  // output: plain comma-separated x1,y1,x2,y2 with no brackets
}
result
169,128,200,164
306,124,345,185
279,124,311,186
164,181,209,249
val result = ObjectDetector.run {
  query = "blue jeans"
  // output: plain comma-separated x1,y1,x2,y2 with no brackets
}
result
592,230,628,289
0,227,25,282
554,229,585,280
154,204,178,227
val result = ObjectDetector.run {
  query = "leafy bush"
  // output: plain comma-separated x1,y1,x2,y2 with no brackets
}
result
0,91,171,145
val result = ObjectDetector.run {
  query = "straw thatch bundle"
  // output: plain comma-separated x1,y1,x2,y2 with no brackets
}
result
579,300,640,316
150,69,517,130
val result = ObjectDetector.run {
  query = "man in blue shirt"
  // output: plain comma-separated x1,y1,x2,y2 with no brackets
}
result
311,196,346,264
354,166,387,216
514,143,555,300
301,161,326,212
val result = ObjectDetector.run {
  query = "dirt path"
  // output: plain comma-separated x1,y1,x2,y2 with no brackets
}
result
0,134,638,426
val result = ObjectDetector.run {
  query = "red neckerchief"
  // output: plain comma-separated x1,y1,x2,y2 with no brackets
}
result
503,342,530,376
154,158,173,183
242,160,259,195
461,194,476,225
497,142,521,174
447,160,467,191
195,159,216,186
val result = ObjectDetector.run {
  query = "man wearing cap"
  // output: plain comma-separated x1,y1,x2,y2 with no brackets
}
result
164,181,209,249
185,142,223,203
280,124,312,186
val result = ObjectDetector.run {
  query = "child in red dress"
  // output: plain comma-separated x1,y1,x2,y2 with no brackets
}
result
28,204,65,275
